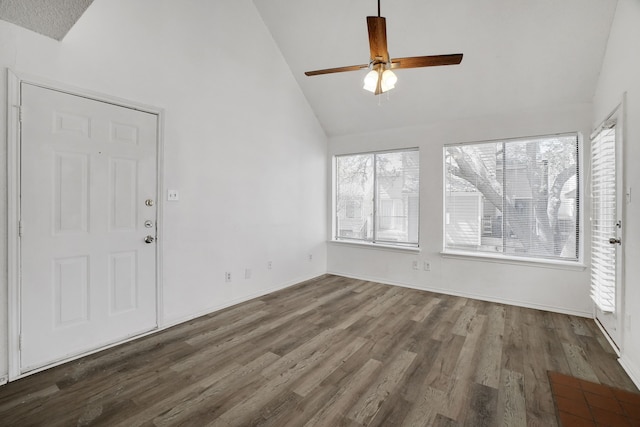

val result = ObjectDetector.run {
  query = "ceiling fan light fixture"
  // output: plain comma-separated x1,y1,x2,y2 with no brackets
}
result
381,69,397,91
363,69,379,92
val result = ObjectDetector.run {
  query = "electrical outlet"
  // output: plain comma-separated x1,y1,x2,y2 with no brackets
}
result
225,272,231,283
245,269,251,279
423,262,431,271
412,260,419,270
267,261,273,270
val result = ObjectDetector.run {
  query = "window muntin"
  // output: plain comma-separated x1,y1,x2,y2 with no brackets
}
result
335,149,419,247
444,134,580,261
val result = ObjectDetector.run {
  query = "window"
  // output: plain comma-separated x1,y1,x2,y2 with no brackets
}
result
444,134,580,261
335,149,419,247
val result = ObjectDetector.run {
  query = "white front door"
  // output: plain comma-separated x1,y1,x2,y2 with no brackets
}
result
20,83,159,372
590,112,623,349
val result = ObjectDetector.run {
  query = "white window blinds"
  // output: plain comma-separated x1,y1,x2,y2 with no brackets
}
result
590,123,617,312
444,135,580,261
335,149,419,247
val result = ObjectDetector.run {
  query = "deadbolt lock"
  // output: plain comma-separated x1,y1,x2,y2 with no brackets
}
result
145,199,154,207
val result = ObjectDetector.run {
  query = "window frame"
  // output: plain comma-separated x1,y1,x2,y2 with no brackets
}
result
332,147,420,249
442,133,584,265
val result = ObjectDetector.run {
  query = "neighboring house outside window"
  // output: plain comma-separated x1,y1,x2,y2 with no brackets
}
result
444,134,580,262
335,149,419,247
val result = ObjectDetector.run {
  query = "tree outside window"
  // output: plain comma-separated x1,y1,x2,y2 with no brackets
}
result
444,135,579,261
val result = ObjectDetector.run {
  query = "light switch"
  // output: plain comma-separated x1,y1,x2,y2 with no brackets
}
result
167,189,179,201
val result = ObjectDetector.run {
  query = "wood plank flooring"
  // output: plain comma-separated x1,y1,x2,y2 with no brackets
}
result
0,274,637,426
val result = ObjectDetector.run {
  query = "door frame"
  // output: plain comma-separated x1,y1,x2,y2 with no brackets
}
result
6,69,166,381
591,95,626,354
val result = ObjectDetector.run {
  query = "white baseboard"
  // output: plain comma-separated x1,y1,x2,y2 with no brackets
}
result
619,355,640,389
161,271,327,329
0,376,7,386
594,317,621,356
327,270,592,318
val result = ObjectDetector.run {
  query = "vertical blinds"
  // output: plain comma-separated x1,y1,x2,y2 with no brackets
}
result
590,123,617,313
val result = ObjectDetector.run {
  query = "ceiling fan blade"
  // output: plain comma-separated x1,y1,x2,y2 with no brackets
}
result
367,16,389,63
390,54,463,69
305,64,368,76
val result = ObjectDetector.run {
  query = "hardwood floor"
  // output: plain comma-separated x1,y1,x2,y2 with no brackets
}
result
0,275,637,426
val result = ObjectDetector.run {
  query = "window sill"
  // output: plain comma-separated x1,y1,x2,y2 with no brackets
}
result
440,250,586,271
330,240,420,254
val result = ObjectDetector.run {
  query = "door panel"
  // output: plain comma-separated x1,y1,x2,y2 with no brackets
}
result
20,84,158,372
110,158,139,231
109,251,139,314
54,256,89,326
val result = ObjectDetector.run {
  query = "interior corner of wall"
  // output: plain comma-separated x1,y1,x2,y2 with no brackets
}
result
618,353,640,389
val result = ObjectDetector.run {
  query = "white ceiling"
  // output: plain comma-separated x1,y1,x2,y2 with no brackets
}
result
1,0,618,136
0,0,93,40
253,0,618,137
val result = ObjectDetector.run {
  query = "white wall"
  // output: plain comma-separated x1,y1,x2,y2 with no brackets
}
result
328,103,593,316
0,0,327,381
593,0,640,386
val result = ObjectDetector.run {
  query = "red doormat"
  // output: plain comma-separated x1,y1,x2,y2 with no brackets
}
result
548,371,640,426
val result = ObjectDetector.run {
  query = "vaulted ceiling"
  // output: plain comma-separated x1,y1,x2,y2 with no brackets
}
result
1,0,618,137
253,0,618,136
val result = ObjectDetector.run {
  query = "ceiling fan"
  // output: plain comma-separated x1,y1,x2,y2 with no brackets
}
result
305,0,463,95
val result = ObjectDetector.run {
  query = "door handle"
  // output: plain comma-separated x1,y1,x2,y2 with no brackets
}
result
609,237,621,245
144,235,155,244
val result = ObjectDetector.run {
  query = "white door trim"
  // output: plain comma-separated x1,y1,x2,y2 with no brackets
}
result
6,69,165,381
